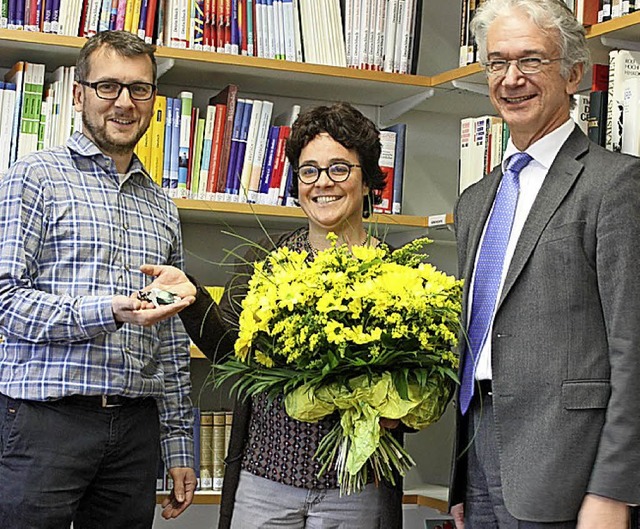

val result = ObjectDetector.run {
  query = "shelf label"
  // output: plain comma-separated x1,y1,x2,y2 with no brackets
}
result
428,214,448,227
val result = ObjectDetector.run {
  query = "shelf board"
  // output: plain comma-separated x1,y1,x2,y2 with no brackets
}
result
0,29,432,107
156,484,449,511
174,198,446,234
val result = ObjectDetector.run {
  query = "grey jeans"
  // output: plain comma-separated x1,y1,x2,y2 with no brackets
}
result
230,470,386,528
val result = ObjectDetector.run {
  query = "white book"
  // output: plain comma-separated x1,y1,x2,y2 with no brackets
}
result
359,0,371,69
255,0,264,57
606,49,640,152
84,0,102,36
273,0,284,59
238,99,263,201
198,105,217,200
298,0,315,64
351,0,362,68
395,0,411,73
622,77,640,155
58,66,75,147
329,0,347,66
291,0,303,62
373,0,387,71
69,0,85,36
0,83,16,173
282,0,295,61
570,94,590,135
383,0,399,72
368,0,382,70
265,0,275,59
247,100,274,203
344,0,354,67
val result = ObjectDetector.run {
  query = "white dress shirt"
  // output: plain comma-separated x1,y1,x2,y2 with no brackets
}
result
470,118,575,380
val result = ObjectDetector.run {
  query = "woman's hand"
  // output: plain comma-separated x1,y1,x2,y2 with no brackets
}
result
380,418,400,429
139,264,198,299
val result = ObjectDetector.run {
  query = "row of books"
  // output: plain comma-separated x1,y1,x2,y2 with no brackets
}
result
156,408,233,492
133,84,406,212
0,62,81,173
458,115,509,196
458,0,637,68
0,64,408,213
0,0,423,73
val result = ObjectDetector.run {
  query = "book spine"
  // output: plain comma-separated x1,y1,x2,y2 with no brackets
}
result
162,96,174,190
199,411,213,490
223,98,247,200
228,98,253,201
373,129,395,214
212,411,226,491
257,125,279,203
177,91,193,197
198,104,216,199
207,103,227,200
247,99,273,202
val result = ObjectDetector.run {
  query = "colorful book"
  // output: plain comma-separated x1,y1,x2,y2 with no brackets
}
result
223,97,247,200
227,98,253,201
169,96,182,195
247,99,273,203
374,128,396,214
383,123,406,214
177,91,193,198
207,84,239,201
162,96,175,190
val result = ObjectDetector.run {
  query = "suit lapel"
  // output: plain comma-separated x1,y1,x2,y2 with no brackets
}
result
497,128,589,307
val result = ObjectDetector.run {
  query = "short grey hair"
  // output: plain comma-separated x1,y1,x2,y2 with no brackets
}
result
471,0,591,78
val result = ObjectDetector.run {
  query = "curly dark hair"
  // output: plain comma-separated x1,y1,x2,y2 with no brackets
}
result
285,102,386,218
75,30,158,83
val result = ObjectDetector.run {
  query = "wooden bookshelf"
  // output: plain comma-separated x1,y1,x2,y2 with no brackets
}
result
174,198,446,233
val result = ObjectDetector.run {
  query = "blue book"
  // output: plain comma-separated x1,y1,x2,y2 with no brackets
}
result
161,97,174,190
169,97,182,194
383,123,406,214
257,125,279,203
50,0,60,32
14,0,24,28
224,98,246,199
226,99,253,201
192,407,201,488
230,0,239,54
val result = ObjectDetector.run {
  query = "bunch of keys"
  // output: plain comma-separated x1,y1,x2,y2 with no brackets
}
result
137,288,181,308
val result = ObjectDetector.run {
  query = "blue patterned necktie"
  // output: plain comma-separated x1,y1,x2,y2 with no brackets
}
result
459,152,532,415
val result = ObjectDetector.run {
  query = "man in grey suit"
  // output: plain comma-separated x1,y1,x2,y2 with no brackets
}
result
450,0,640,527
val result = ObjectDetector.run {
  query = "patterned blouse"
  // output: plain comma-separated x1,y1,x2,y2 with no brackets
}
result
240,227,340,489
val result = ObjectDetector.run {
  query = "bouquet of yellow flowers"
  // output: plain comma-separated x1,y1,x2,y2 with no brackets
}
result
214,234,463,494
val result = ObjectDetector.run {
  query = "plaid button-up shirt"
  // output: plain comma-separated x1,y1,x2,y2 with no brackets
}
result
0,132,194,469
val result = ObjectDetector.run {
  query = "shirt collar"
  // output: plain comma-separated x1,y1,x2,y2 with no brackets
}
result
502,118,575,171
66,131,149,179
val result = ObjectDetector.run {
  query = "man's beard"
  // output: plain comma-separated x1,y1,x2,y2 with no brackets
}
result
82,114,148,156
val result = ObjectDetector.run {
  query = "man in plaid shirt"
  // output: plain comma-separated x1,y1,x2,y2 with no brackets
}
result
0,31,196,528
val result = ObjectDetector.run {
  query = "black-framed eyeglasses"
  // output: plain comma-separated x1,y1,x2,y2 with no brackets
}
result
78,80,157,101
295,162,361,185
483,57,564,76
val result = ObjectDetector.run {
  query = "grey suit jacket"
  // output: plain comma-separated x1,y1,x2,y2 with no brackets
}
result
450,126,640,521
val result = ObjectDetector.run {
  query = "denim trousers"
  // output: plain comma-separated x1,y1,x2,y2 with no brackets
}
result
0,392,160,529
231,470,391,528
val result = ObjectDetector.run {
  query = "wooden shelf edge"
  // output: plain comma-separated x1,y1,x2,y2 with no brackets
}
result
0,28,431,89
174,198,435,229
585,10,640,38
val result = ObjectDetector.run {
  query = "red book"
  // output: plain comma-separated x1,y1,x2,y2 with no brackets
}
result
582,0,600,26
207,84,238,199
216,0,225,51
591,63,609,92
267,125,290,205
203,0,212,48
144,0,158,43
207,104,227,197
